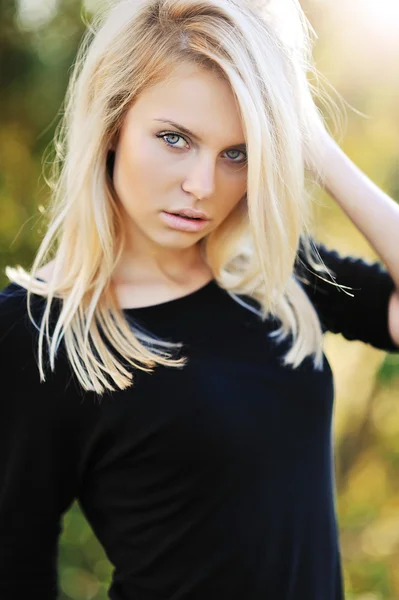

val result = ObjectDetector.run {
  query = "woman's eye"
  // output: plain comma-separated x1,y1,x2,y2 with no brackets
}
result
156,132,247,164
157,132,187,149
225,149,247,164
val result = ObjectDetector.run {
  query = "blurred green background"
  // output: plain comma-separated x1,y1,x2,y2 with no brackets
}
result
1,0,399,598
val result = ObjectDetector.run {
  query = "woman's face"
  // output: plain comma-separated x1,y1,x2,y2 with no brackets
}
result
111,62,248,261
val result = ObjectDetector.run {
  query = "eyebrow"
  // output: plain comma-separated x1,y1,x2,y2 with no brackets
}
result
153,118,247,151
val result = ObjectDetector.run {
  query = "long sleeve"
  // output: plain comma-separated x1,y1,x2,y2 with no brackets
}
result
0,283,98,598
295,242,399,352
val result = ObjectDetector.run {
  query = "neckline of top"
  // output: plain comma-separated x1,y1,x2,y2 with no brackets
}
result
122,278,218,314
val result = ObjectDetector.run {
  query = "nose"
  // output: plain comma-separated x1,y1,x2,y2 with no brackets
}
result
181,153,216,200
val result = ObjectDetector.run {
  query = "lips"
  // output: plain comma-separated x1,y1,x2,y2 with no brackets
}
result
173,213,203,220
160,211,210,232
168,208,209,220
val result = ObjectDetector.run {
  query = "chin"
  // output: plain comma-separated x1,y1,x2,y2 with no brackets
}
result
155,231,205,248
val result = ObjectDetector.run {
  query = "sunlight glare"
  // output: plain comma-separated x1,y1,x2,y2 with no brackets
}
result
363,0,399,35
17,0,58,30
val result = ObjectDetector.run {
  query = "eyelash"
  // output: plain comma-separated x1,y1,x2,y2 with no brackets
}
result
156,131,248,165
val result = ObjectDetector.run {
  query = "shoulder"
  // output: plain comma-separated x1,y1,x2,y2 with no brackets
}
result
0,259,56,329
0,281,48,352
0,280,75,393
0,281,30,328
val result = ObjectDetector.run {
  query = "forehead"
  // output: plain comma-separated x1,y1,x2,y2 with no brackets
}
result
125,63,246,145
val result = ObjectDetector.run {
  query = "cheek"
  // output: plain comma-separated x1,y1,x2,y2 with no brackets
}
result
114,138,159,203
220,178,247,214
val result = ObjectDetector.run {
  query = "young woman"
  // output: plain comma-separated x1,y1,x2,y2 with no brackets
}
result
1,0,398,598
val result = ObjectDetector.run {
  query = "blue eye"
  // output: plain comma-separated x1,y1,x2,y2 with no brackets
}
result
156,132,247,165
157,132,186,149
226,149,245,162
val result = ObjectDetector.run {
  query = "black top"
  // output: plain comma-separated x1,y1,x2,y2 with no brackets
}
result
0,243,398,600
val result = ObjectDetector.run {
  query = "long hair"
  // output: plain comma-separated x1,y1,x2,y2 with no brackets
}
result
6,0,347,394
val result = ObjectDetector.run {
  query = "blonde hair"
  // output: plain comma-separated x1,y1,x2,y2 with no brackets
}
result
6,0,348,395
